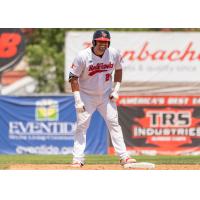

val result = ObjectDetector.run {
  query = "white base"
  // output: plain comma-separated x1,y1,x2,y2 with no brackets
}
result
123,162,155,169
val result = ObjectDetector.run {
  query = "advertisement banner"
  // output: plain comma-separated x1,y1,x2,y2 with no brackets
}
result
0,96,107,154
109,96,200,155
0,29,26,73
65,31,200,83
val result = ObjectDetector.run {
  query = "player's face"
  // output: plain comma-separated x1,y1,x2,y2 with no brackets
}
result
95,41,109,55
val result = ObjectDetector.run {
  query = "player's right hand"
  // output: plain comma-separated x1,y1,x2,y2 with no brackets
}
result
75,101,85,113
109,91,119,102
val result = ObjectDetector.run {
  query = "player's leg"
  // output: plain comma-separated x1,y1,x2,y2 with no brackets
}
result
97,97,136,164
72,93,96,167
72,111,92,166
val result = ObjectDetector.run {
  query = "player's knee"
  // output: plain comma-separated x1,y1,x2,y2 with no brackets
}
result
76,121,90,131
106,116,119,127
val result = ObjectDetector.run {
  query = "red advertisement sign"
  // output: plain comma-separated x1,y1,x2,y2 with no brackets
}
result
109,96,200,155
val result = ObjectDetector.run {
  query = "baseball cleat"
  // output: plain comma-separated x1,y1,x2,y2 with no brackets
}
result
71,161,84,168
120,157,137,166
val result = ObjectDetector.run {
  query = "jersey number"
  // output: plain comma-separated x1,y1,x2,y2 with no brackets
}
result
105,73,111,81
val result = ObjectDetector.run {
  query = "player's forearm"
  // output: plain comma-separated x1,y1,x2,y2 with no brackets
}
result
113,69,122,92
114,69,122,82
70,77,80,92
110,69,122,101
70,78,85,112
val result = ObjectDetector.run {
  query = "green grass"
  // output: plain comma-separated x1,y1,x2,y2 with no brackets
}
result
0,155,199,166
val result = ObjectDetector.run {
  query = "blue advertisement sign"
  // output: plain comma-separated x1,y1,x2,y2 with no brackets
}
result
0,96,108,154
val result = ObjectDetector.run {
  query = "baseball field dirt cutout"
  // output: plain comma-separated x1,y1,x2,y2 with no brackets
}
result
8,164,200,170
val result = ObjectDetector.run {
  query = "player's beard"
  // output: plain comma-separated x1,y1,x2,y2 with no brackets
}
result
98,45,107,54
93,43,108,56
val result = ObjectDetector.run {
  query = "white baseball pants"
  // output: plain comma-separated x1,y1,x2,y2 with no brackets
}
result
72,91,129,163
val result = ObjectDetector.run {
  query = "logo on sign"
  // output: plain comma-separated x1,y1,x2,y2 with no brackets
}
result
146,110,191,127
0,28,26,73
35,99,59,121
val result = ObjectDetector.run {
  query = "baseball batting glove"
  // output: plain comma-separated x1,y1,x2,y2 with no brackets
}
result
110,82,120,102
109,91,119,102
75,101,85,113
73,91,85,113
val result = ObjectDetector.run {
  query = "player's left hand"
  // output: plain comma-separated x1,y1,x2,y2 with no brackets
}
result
75,101,85,113
109,91,119,102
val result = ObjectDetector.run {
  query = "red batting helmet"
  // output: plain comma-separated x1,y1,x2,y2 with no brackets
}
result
92,30,111,47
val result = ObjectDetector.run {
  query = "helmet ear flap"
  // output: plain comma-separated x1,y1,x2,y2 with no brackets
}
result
92,40,96,47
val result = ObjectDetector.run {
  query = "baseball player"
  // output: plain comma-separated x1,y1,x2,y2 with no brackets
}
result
69,30,136,167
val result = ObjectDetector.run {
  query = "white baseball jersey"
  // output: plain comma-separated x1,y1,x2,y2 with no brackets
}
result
69,47,124,95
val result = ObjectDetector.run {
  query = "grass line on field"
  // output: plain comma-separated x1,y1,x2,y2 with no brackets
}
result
0,155,200,165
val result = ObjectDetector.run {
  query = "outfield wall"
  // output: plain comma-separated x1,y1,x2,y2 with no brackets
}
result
1,95,200,155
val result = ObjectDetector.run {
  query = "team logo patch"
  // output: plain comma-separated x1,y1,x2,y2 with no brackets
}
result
35,99,59,121
71,64,75,68
102,32,107,38
88,62,114,76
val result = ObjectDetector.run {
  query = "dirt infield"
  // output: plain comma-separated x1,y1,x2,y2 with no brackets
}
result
8,164,200,170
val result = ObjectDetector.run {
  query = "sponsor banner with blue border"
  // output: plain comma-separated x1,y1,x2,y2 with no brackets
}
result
0,96,107,154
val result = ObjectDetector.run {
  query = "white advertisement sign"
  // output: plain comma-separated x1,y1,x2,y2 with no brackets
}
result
65,31,200,82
